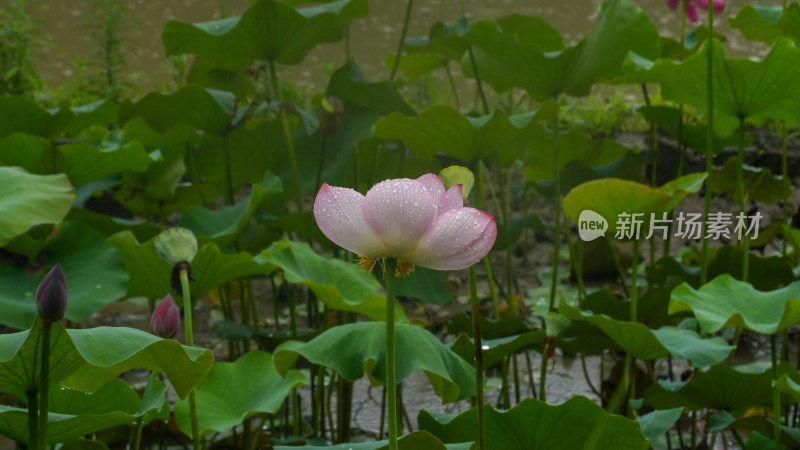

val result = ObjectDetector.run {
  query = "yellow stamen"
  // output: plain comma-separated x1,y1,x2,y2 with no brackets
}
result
357,256,377,273
395,260,415,278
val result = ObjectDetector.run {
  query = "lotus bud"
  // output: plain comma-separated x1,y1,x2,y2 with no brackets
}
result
36,263,68,323
439,166,475,203
151,294,180,339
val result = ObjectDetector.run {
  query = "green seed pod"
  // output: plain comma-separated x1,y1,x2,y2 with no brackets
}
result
155,227,197,266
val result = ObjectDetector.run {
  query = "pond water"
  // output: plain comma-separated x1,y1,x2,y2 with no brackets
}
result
2,0,772,93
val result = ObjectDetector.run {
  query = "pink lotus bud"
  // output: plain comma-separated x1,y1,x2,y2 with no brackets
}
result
666,0,680,11
151,294,180,339
685,1,700,22
36,263,68,323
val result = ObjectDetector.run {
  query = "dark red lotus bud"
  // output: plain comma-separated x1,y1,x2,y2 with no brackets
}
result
36,263,68,322
151,294,180,339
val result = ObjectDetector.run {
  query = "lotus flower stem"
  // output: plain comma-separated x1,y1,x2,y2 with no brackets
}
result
180,269,201,450
772,333,782,449
736,116,750,282
389,0,414,81
699,0,715,285
37,320,52,449
548,102,562,313
468,265,486,450
27,390,37,450
384,258,399,450
268,58,304,215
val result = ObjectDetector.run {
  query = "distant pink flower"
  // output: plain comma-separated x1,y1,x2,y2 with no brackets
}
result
667,0,725,23
151,294,180,339
314,174,497,271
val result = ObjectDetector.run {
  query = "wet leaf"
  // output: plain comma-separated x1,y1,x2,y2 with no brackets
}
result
669,275,800,334
273,322,475,403
729,4,800,46
174,351,306,437
419,397,648,449
261,239,402,321
0,167,74,247
0,378,168,445
162,0,368,68
0,221,128,330
0,316,213,401
463,0,659,99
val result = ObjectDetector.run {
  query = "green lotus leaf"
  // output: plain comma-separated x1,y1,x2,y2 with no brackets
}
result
523,125,634,182
391,266,455,305
108,231,271,301
446,315,530,339
328,59,414,116
669,274,800,335
274,431,469,450
636,408,684,444
64,208,161,242
180,171,282,248
419,397,648,449
560,301,732,366
563,173,707,238
636,38,800,137
0,167,74,247
0,221,128,330
639,106,743,154
711,156,791,205
117,86,234,133
0,377,167,445
162,0,368,68
729,4,800,46
404,18,471,61
64,98,118,135
273,322,475,403
261,239,403,322
174,351,306,437
462,0,659,99
373,102,556,165
449,331,546,368
0,317,212,401
644,363,798,413
0,96,73,139
707,245,795,292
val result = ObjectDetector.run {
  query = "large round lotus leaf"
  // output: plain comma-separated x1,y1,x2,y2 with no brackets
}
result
0,317,213,401
0,97,72,139
669,274,800,335
174,351,306,437
273,322,475,403
0,167,74,246
108,231,271,302
274,431,469,450
419,397,648,449
260,239,403,322
563,173,707,239
0,221,128,330
373,103,555,165
560,301,732,366
162,0,369,68
462,0,659,100
729,4,800,46
117,86,235,133
0,378,167,445
632,38,800,137
644,363,799,413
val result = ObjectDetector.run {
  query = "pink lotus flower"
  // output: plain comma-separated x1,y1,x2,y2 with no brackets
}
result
667,0,725,23
314,174,497,271
151,294,180,339
36,263,68,322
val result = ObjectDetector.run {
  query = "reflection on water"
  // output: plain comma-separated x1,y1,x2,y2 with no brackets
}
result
1,0,772,91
